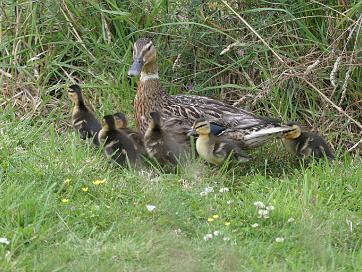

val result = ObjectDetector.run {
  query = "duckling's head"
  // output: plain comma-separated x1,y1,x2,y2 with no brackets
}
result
128,38,156,76
102,115,116,130
192,118,211,136
113,112,128,129
68,84,84,104
284,121,302,140
148,111,163,130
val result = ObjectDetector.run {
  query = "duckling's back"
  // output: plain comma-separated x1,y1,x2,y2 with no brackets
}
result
99,129,139,166
144,127,187,165
197,134,249,165
120,127,145,155
72,104,101,145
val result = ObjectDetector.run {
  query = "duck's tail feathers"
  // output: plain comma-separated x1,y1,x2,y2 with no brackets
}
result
243,126,294,148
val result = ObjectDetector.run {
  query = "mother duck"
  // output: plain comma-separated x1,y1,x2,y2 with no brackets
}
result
128,37,294,148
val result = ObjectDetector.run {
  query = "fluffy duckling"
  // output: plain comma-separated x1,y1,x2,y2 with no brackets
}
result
191,118,250,165
112,112,145,155
68,84,101,146
98,114,140,166
144,111,189,165
282,122,335,160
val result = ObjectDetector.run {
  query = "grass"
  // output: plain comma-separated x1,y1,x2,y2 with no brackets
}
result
1,0,362,271
1,110,362,271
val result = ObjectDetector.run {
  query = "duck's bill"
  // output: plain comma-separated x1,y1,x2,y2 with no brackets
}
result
128,58,143,76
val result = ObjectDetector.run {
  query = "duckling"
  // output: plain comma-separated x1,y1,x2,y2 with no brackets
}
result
98,114,140,166
144,111,189,165
282,122,335,160
191,118,250,165
68,84,101,146
112,112,145,155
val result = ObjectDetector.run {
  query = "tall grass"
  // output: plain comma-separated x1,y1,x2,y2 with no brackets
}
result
1,0,361,153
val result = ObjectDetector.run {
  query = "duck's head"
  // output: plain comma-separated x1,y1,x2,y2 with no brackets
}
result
113,112,128,129
284,121,302,139
148,111,162,130
68,84,83,104
128,38,156,76
102,115,116,130
191,118,211,136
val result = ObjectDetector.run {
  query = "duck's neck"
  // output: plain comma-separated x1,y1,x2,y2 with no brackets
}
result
198,134,215,146
98,124,110,144
75,96,87,110
196,135,214,158
135,60,169,133
101,123,112,131
140,61,159,82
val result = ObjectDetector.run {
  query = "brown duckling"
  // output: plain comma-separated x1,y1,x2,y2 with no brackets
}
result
98,114,141,166
282,122,335,160
112,112,145,155
191,118,250,165
68,84,101,146
144,111,189,165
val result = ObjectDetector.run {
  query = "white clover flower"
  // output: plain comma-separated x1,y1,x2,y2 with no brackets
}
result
223,237,230,241
258,209,270,219
275,237,285,243
226,200,234,205
0,237,10,245
174,228,182,235
219,187,229,193
203,233,213,241
287,217,295,223
251,223,259,228
205,187,214,193
253,201,265,209
213,230,221,236
5,250,11,260
146,205,156,212
266,205,275,211
200,191,208,197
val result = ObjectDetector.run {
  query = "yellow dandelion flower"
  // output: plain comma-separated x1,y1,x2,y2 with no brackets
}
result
212,214,219,219
224,221,231,226
61,198,69,203
81,187,89,192
207,218,214,222
63,179,71,184
93,179,106,185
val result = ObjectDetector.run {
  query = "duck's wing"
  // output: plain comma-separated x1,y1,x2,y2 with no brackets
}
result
170,94,290,129
73,119,89,139
169,94,255,125
221,123,295,148
164,94,295,147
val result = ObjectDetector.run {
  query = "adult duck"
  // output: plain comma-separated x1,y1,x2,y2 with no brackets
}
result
128,37,294,148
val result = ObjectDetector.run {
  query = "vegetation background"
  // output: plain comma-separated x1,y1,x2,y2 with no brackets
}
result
1,0,361,271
